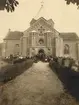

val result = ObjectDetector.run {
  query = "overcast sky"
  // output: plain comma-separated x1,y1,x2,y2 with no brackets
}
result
0,0,79,42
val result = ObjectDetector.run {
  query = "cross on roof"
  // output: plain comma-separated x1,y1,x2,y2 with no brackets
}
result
41,0,44,7
34,0,44,19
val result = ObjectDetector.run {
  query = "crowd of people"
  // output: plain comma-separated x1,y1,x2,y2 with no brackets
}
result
2,53,79,72
49,56,79,72
49,57,79,100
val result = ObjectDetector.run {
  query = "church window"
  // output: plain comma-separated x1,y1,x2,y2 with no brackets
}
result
15,44,19,47
44,33,47,35
48,48,50,51
29,33,32,35
64,44,70,54
14,44,20,56
32,48,35,50
33,33,34,35
39,38,44,45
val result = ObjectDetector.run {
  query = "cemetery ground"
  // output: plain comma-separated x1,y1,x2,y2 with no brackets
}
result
0,58,79,105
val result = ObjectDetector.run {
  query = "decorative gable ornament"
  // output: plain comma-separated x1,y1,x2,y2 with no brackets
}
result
46,30,51,32
31,30,37,32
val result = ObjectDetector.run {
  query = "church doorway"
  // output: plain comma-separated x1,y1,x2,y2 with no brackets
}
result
38,49,45,61
38,49,44,54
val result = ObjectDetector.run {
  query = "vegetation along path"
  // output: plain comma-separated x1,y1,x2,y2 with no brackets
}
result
0,61,64,105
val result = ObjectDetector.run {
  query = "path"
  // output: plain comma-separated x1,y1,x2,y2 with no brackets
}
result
0,61,64,105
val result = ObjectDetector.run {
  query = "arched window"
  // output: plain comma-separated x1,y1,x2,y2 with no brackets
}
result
64,44,70,54
14,44,20,55
39,38,44,45
15,44,19,47
32,48,35,56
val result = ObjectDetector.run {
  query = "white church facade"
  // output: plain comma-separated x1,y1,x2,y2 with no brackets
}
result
2,17,79,60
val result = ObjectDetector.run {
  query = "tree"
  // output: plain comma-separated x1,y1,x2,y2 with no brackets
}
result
65,0,79,6
0,0,79,13
0,0,19,12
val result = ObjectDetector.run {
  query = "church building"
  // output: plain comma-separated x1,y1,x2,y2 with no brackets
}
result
2,17,79,60
2,2,79,61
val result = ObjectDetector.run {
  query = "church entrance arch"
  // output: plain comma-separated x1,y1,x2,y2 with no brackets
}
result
38,49,45,60
38,49,44,54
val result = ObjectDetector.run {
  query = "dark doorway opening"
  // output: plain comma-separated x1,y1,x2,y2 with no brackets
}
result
38,49,45,61
38,49,44,54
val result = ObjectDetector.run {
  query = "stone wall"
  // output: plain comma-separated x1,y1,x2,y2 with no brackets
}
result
3,40,21,57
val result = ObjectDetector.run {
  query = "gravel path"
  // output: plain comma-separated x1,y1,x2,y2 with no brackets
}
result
0,61,64,105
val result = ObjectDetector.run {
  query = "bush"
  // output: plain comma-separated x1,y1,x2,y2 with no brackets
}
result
0,59,33,83
49,57,79,101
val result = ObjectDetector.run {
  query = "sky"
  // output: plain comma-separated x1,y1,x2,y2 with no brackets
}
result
0,0,79,42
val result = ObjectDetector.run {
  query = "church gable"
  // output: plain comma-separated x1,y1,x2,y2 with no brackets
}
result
24,17,54,36
30,17,54,27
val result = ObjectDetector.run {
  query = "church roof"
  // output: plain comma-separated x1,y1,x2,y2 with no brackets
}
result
4,31,23,40
60,33,79,40
30,17,54,27
24,17,54,34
